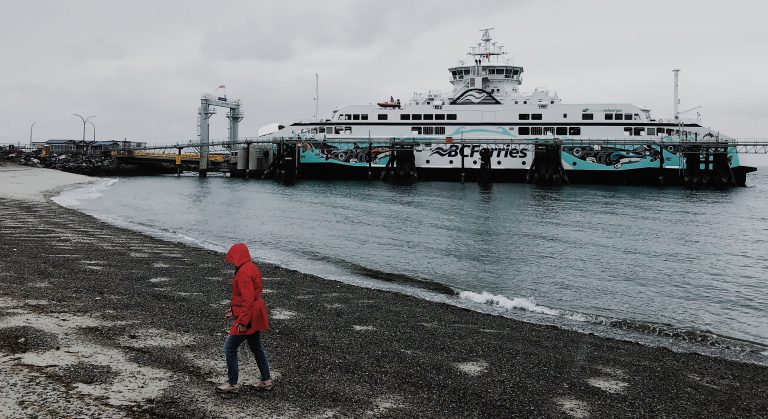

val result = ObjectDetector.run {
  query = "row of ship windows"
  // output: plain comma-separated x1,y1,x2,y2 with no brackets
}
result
517,127,581,136
337,113,460,121
301,126,692,137
339,112,643,122
625,127,695,136
300,126,450,135
583,113,642,121
410,127,447,135
515,127,686,136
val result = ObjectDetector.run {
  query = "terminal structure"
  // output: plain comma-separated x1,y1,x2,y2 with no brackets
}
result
198,93,242,176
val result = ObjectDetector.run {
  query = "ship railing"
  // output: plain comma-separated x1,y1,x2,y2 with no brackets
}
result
128,137,768,154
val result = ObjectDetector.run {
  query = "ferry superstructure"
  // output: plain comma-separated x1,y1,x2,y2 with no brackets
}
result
264,29,755,184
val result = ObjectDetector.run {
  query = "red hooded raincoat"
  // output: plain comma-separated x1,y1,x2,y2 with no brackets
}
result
226,243,269,335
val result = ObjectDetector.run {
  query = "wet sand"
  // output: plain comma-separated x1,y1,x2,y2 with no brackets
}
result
1,165,767,418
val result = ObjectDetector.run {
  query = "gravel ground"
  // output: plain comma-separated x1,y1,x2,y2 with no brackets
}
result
1,196,767,418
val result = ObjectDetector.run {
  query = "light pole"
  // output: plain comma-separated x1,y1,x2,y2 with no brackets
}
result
73,114,95,141
74,114,95,155
29,122,36,148
87,120,96,142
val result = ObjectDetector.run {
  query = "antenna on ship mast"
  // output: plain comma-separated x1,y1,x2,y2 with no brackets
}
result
314,73,319,121
673,68,680,121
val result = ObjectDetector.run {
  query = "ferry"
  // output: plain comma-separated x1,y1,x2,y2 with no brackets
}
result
264,29,755,185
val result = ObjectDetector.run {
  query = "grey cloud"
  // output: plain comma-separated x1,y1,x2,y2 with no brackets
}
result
0,0,766,143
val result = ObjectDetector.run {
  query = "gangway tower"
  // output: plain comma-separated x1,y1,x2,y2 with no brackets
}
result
198,93,243,176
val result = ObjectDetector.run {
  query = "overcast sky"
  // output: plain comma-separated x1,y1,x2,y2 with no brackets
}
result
2,0,767,146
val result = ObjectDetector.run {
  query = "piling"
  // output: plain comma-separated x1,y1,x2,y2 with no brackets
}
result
381,144,417,184
527,142,567,186
478,147,492,187
683,146,701,188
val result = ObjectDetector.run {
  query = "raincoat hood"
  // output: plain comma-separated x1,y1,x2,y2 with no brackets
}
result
225,243,252,268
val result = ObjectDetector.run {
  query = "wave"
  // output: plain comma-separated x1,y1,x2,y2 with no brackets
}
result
298,250,457,295
51,178,119,207
458,290,560,316
458,289,768,356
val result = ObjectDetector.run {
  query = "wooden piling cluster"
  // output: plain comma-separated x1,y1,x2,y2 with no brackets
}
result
682,146,736,189
527,143,568,186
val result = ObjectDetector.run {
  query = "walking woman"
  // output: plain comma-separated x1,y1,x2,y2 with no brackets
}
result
217,243,273,393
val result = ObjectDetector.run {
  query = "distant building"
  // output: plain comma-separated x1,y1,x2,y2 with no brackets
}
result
30,139,147,154
31,139,77,153
90,140,147,152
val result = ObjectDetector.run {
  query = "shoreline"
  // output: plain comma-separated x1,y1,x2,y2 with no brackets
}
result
46,171,768,366
2,166,768,417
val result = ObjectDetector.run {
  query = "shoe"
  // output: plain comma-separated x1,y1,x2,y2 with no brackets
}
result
254,380,273,391
216,383,239,393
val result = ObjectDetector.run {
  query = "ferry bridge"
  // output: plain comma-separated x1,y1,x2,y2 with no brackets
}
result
117,137,768,188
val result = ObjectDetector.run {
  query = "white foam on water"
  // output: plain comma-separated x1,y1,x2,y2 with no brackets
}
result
458,290,561,316
149,277,171,283
51,178,119,207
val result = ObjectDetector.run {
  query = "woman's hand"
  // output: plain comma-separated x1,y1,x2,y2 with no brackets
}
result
237,324,247,333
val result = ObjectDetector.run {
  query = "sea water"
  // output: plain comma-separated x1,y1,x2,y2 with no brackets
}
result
54,171,768,363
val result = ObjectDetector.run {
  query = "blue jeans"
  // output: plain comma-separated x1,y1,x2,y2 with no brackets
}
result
224,332,271,385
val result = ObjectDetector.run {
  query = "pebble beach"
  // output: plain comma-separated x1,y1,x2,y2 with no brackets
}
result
1,164,767,418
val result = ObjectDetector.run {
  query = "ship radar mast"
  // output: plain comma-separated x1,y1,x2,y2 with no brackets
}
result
469,28,506,64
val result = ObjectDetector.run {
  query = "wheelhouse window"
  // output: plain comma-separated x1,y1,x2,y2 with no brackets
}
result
344,114,352,120
378,114,388,121
361,114,368,120
447,114,457,120
532,114,543,120
353,114,360,120
569,127,581,135
615,113,624,120
400,114,411,120
412,114,422,121
556,127,567,136
605,113,614,120
624,113,632,120
582,113,594,120
519,113,530,120
435,114,446,121
423,114,434,121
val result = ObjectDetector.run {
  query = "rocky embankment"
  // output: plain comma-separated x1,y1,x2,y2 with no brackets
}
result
4,149,176,176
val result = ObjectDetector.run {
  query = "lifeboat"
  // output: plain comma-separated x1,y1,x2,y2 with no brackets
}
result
377,100,401,108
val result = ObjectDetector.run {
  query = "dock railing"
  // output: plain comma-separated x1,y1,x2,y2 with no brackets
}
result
126,136,768,155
